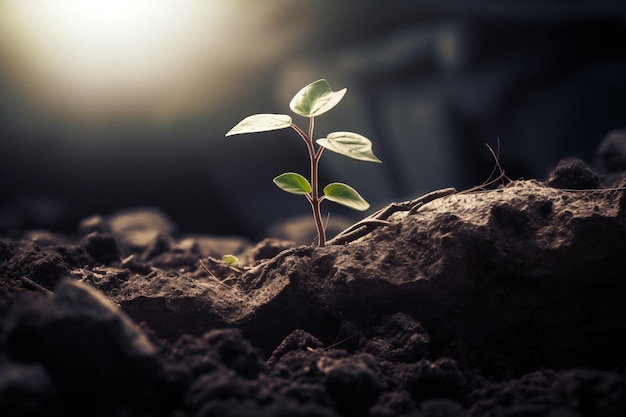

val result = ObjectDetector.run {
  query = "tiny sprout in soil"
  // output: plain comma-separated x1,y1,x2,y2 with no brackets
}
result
222,254,239,266
226,79,382,247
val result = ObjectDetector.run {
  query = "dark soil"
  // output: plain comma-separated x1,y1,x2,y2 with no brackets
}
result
2,158,626,417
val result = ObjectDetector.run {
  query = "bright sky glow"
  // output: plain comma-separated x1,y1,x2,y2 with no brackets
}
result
0,0,306,124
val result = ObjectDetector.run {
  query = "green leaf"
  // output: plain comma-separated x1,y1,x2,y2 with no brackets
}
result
222,254,239,266
289,79,347,118
225,114,292,136
273,172,312,195
323,183,370,211
316,132,382,163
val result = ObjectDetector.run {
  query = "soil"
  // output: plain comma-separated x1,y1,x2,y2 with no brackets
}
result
2,158,626,417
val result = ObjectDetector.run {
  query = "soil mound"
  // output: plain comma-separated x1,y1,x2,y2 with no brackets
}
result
2,164,626,416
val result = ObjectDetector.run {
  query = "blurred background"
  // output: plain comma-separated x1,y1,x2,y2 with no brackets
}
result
1,0,625,240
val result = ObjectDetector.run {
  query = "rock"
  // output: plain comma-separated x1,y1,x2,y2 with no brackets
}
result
178,234,251,258
141,232,172,261
5,248,69,291
3,279,162,404
77,214,110,236
108,207,178,251
546,158,601,189
140,233,207,270
80,231,120,265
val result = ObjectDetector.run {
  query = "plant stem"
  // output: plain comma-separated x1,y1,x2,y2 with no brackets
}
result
291,120,326,247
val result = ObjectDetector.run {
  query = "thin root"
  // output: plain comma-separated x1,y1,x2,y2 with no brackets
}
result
327,139,511,245
327,187,456,245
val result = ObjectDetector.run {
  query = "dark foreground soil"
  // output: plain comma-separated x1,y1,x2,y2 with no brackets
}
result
2,158,626,417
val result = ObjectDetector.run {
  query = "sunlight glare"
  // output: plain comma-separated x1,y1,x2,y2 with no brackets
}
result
0,0,271,124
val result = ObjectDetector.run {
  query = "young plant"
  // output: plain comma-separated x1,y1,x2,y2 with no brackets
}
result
226,79,382,247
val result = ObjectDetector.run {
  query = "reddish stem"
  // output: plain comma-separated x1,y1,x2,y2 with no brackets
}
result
290,120,326,247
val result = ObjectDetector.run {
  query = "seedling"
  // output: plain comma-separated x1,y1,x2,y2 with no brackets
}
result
226,79,382,247
200,254,248,283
